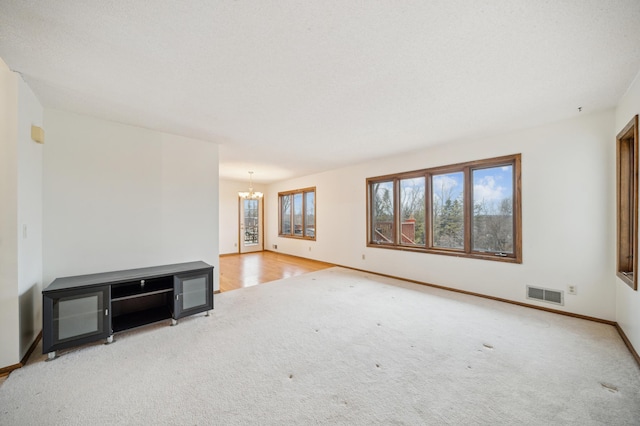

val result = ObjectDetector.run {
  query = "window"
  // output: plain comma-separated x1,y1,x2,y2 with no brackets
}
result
400,176,425,246
472,165,514,255
367,154,521,263
305,191,315,238
281,194,291,234
432,171,464,249
371,181,394,243
293,193,303,236
617,115,639,290
279,187,316,240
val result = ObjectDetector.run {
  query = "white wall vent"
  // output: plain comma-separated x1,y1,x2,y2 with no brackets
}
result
526,286,564,305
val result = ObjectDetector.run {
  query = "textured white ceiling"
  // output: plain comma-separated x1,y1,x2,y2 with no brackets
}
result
1,1,640,183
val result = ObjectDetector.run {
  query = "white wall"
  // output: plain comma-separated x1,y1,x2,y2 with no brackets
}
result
615,70,640,353
43,109,220,291
0,60,20,368
17,77,43,359
219,179,267,255
0,59,43,369
267,110,616,321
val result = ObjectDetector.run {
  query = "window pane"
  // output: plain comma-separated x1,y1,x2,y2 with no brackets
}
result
372,181,395,243
400,177,425,245
293,193,303,236
281,195,291,234
432,172,464,249
472,165,513,253
305,191,315,238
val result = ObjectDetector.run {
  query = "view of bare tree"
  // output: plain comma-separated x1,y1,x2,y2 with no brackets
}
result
432,174,464,249
472,197,513,253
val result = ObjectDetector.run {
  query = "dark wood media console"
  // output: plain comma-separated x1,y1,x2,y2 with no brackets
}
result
42,261,214,359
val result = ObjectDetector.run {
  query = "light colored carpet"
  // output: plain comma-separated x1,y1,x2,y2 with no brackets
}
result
1,267,639,425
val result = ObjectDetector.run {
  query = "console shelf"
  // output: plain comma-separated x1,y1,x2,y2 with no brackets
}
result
42,261,214,359
111,288,173,302
112,306,173,332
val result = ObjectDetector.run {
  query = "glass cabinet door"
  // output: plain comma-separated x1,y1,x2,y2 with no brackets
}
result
174,269,213,319
43,286,111,354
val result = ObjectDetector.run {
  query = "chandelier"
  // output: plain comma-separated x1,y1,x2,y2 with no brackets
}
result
238,171,263,199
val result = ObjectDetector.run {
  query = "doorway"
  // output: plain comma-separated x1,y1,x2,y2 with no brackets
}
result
239,197,263,253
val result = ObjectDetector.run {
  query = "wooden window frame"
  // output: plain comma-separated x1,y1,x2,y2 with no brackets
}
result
366,154,522,263
617,115,639,290
278,187,316,240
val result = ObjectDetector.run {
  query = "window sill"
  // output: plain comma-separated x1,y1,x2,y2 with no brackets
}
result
367,243,522,264
279,235,316,241
617,272,637,290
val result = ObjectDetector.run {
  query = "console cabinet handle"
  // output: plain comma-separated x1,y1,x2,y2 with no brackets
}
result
105,309,108,316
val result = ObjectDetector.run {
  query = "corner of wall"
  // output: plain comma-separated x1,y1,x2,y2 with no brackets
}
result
614,67,640,357
16,74,44,360
0,64,22,367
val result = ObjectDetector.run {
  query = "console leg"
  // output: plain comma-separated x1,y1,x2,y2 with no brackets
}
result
106,335,114,344
46,351,56,361
171,318,178,326
205,310,210,317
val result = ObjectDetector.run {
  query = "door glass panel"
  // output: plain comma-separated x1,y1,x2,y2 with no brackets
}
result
243,199,259,245
182,277,207,310
56,294,101,340
432,172,464,249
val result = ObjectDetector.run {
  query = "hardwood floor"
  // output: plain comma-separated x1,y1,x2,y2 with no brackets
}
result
219,251,334,292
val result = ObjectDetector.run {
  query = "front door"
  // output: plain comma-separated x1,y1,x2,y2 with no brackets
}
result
239,198,263,253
